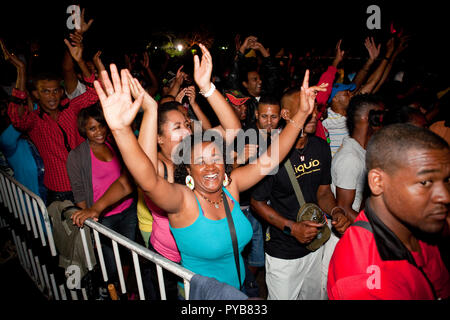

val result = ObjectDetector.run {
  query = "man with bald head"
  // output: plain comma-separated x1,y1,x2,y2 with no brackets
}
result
328,123,450,300
251,87,351,300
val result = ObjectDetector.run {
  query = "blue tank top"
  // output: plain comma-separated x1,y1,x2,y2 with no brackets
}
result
170,187,253,289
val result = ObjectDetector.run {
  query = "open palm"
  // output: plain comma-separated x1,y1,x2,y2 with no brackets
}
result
127,69,157,112
365,37,381,61
193,43,213,92
93,64,144,131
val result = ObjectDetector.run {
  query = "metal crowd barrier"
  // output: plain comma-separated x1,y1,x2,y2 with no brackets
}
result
0,170,195,300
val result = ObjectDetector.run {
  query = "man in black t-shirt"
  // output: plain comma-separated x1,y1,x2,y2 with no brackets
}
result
251,87,351,300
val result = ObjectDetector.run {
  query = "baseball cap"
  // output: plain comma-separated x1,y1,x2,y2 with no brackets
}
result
327,83,356,103
224,89,250,106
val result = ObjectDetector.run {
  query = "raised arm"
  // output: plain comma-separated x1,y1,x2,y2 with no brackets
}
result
2,39,35,129
1,39,26,92
353,37,381,91
193,44,241,140
1,39,26,100
315,40,343,106
252,37,282,96
231,71,328,193
62,33,81,96
64,31,92,80
140,51,159,97
92,50,106,87
373,34,409,93
226,35,256,90
167,65,186,98
94,64,186,214
357,37,395,95
127,70,159,169
250,38,270,58
62,8,94,94
185,86,212,130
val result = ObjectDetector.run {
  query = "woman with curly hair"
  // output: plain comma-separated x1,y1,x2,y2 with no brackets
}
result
94,43,326,291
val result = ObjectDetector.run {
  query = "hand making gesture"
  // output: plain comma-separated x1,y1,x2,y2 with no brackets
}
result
239,35,258,55
299,70,328,117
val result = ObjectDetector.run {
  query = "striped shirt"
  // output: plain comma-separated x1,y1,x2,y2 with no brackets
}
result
322,108,348,157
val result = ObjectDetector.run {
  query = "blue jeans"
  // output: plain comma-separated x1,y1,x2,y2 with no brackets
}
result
242,207,265,268
99,200,138,283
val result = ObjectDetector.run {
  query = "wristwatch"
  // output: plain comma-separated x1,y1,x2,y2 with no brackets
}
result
283,225,292,235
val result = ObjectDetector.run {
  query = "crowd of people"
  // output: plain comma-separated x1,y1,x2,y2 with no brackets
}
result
0,7,449,300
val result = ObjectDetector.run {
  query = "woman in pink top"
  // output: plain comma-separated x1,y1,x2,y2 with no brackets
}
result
68,105,137,284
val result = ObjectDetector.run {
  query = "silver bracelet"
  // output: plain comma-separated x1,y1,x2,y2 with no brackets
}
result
200,82,216,98
287,118,303,130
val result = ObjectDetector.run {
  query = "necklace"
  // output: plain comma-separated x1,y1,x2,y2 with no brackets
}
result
196,190,223,209
297,137,308,162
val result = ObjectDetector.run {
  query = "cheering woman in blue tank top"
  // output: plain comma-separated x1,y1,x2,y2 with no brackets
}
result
93,43,327,290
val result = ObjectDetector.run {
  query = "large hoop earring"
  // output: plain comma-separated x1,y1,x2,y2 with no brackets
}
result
223,173,230,187
185,175,195,190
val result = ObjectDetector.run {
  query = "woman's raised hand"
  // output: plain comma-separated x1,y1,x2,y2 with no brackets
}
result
127,69,157,112
93,64,144,131
193,43,213,93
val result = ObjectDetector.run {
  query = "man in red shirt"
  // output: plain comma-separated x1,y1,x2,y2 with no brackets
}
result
328,123,450,300
8,39,98,205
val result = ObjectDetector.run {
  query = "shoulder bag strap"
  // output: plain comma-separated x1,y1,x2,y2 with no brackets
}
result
284,159,306,207
57,123,72,153
222,191,242,290
162,161,168,180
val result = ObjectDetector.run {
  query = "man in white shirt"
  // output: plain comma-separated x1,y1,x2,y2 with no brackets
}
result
331,94,384,221
331,136,366,215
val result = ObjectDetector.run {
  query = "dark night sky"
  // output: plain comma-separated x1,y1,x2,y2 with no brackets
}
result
0,0,448,75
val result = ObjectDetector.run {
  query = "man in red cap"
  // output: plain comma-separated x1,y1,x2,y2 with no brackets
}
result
224,89,251,128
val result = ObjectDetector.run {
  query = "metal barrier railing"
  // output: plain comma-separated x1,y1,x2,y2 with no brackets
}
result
0,170,195,300
0,170,58,299
82,218,194,300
